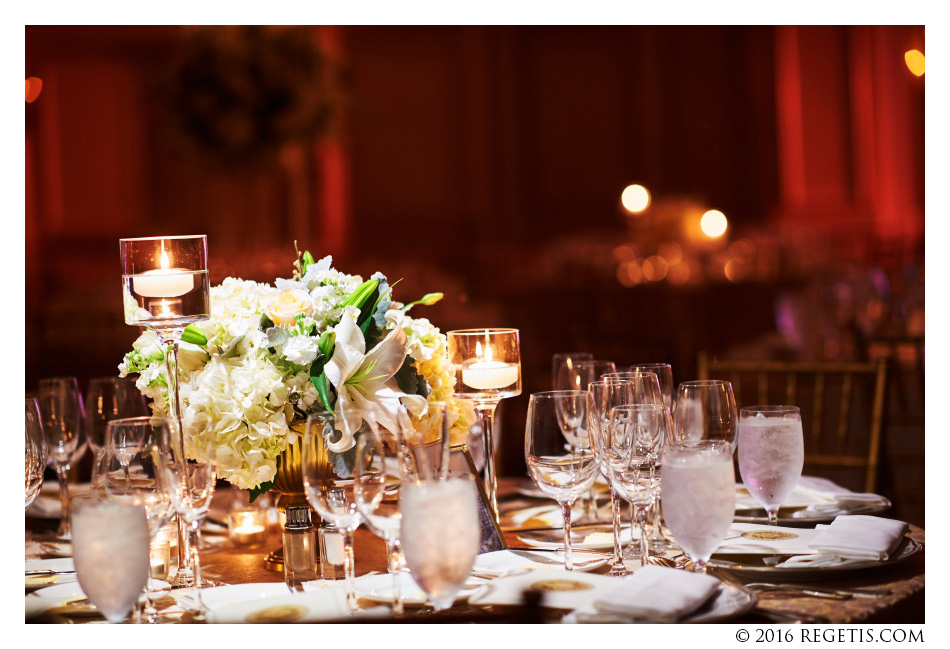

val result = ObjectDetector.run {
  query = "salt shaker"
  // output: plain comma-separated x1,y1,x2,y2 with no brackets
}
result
283,505,317,589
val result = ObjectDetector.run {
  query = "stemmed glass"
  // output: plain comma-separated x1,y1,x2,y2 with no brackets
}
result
155,418,217,622
447,328,521,523
25,398,46,509
553,358,616,523
737,406,804,525
399,477,480,611
71,497,150,623
552,352,594,390
36,376,85,538
302,413,361,614
525,391,598,571
672,380,738,451
606,404,668,567
355,416,408,616
102,417,176,623
85,376,148,490
660,441,736,573
120,235,210,586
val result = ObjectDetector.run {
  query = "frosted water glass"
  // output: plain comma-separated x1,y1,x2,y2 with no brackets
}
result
737,406,804,524
71,499,150,623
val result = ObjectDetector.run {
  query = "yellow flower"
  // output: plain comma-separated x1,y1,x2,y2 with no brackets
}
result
265,288,315,325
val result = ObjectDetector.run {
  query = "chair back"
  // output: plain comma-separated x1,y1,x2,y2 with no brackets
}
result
697,352,888,493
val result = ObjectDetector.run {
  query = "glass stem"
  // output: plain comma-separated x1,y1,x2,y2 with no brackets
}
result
343,529,357,613
387,538,403,616
474,401,500,524
174,515,194,587
55,462,71,537
189,521,207,622
767,508,779,525
561,500,573,571
609,487,624,570
636,504,650,567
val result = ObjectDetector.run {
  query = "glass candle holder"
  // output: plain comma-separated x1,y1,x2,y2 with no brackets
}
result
227,508,269,548
447,328,521,523
149,539,171,581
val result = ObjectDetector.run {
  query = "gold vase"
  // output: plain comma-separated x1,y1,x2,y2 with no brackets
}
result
263,416,335,571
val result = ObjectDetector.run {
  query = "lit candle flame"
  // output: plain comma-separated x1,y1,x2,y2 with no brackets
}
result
159,300,171,315
159,244,171,271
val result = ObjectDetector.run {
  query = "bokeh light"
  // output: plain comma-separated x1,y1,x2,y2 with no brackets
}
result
621,184,651,213
904,50,925,77
700,209,728,238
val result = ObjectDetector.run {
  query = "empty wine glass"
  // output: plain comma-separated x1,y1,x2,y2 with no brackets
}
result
71,497,150,623
672,380,738,451
155,419,217,622
552,352,594,390
302,412,361,613
399,477,480,611
737,406,804,525
26,397,46,509
606,404,668,567
103,417,176,623
355,416,408,616
556,359,615,523
37,376,85,538
624,363,675,550
525,391,598,570
85,376,148,489
660,441,736,573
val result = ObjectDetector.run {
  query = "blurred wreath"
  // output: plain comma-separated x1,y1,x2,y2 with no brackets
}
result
164,26,345,166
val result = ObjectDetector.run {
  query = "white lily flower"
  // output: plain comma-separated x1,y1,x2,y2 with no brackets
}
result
323,307,427,452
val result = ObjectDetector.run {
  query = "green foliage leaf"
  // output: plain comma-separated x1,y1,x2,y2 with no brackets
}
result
393,355,429,398
260,313,275,330
311,370,334,412
181,324,208,346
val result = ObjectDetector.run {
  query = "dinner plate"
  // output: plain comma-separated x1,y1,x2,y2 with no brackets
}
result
473,549,609,575
198,582,291,609
27,482,92,519
354,571,481,607
25,578,170,619
516,525,632,551
563,582,757,624
707,537,922,580
206,589,383,623
733,500,892,527
25,558,76,591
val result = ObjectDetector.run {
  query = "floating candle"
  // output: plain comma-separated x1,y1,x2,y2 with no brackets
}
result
462,360,519,390
132,248,194,298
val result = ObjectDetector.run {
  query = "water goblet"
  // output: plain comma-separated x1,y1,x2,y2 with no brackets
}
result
660,441,736,573
552,352,594,390
71,497,150,623
737,406,804,525
525,390,598,570
355,416,409,616
155,420,217,621
103,417,176,623
37,376,85,538
672,380,738,451
26,397,46,509
399,477,480,611
302,413,361,613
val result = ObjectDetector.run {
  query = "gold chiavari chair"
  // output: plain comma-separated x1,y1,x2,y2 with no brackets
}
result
697,352,888,493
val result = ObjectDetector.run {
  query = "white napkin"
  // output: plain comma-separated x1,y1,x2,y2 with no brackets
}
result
791,477,889,518
805,515,907,560
715,523,823,555
593,565,720,622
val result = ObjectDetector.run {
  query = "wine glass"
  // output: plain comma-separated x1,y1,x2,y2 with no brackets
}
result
672,380,738,451
737,406,804,525
399,477,480,611
555,358,615,523
660,441,736,573
606,404,668,567
552,352,593,390
586,379,637,576
71,497,150,623
26,397,46,509
36,376,85,538
525,391,598,570
103,417,176,623
624,363,675,550
302,412,361,613
85,376,148,489
155,418,217,622
355,415,408,616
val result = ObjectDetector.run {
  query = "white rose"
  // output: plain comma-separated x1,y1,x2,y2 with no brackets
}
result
265,288,315,325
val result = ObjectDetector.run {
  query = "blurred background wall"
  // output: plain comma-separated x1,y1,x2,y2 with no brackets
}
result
25,25,925,523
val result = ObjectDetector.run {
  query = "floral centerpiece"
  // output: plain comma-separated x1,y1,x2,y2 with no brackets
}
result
119,248,474,499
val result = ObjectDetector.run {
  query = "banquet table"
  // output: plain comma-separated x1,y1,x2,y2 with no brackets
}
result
25,478,924,624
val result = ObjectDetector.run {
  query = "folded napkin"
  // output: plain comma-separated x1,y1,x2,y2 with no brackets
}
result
594,565,720,622
791,477,889,519
804,515,907,561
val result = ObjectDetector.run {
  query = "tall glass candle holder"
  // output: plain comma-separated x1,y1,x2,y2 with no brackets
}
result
120,235,210,589
447,328,521,522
